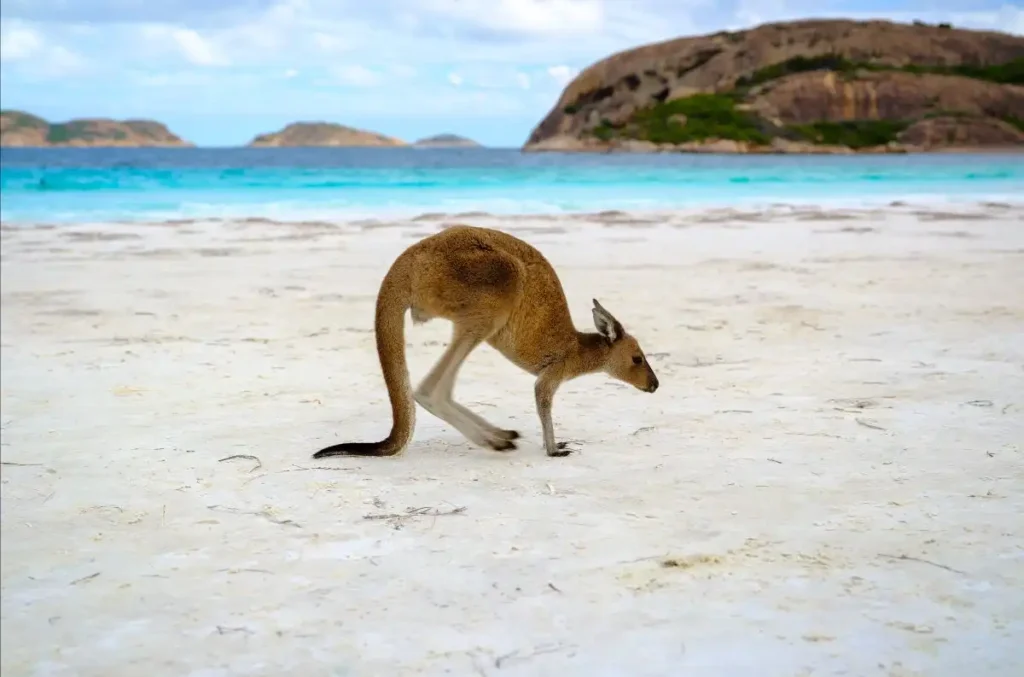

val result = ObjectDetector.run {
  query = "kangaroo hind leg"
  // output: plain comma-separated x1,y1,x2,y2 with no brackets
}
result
434,326,519,444
411,240,523,451
414,325,517,451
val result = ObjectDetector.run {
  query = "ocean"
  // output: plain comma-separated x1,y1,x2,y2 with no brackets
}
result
1,147,1022,225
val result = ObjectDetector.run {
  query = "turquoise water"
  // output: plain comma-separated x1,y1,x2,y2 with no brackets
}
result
1,148,1022,224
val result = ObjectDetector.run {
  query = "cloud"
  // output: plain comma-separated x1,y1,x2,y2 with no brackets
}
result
0,23,43,60
419,0,605,36
0,19,86,77
137,24,230,66
932,5,1024,36
132,70,219,87
724,1,1024,35
439,66,547,90
330,64,380,86
390,64,417,79
0,0,285,27
3,0,696,72
170,28,230,66
312,31,347,54
37,45,86,75
546,65,579,85
732,0,790,29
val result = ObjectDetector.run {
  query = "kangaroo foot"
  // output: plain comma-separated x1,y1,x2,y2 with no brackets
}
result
485,434,518,452
548,440,580,457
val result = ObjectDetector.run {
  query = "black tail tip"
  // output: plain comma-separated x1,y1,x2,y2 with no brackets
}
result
312,441,388,458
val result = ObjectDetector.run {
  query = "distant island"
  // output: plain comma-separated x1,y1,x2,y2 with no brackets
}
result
0,110,192,147
247,122,406,147
524,19,1024,154
413,134,482,148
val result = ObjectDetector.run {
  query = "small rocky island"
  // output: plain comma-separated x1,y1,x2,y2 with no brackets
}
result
413,134,482,148
0,110,192,147
524,19,1024,154
247,122,406,147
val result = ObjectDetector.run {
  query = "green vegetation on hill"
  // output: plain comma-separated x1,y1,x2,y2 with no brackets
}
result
1003,115,1024,133
735,55,859,89
593,93,770,145
901,58,1024,84
45,121,85,144
1,110,48,129
736,55,1024,89
788,120,909,149
591,93,919,149
44,121,123,144
588,55,1024,149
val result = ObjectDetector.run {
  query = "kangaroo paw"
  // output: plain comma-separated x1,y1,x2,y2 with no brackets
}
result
486,435,518,452
549,440,580,457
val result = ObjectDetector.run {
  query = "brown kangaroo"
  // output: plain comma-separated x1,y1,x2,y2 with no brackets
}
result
313,224,659,459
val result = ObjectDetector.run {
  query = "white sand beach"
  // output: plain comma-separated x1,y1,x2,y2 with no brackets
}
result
2,204,1023,676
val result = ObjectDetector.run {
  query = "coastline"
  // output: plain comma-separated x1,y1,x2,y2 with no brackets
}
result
2,148,1022,226
3,205,1022,675
4,199,1024,231
520,136,1024,154
4,194,1024,231
4,141,1022,153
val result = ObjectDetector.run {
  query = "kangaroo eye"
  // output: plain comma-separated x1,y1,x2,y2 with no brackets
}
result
632,355,643,365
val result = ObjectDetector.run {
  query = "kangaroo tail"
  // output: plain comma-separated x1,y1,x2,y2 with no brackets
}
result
313,257,415,458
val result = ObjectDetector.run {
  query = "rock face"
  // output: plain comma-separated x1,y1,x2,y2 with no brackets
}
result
524,19,1024,153
413,134,482,148
0,110,192,147
899,116,1024,148
248,122,406,147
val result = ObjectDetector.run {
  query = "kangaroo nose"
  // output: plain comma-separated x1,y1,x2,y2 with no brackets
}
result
648,376,659,393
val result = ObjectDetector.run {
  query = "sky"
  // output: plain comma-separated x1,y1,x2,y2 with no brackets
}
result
1,1,1022,147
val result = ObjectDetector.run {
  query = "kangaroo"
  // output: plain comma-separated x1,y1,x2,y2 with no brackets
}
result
313,224,659,459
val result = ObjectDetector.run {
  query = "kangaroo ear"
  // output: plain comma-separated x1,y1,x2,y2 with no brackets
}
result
592,298,624,343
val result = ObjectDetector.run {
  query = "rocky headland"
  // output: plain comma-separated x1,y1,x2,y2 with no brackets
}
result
0,110,193,147
247,122,406,147
523,19,1024,154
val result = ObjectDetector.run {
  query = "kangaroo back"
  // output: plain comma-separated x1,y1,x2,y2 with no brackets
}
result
314,256,415,457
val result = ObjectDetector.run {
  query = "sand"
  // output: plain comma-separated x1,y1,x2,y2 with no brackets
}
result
2,204,1023,676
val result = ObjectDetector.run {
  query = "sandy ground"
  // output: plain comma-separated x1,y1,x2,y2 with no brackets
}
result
1,204,1023,677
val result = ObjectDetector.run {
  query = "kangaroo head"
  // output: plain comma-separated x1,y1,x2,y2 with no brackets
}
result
591,298,659,393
